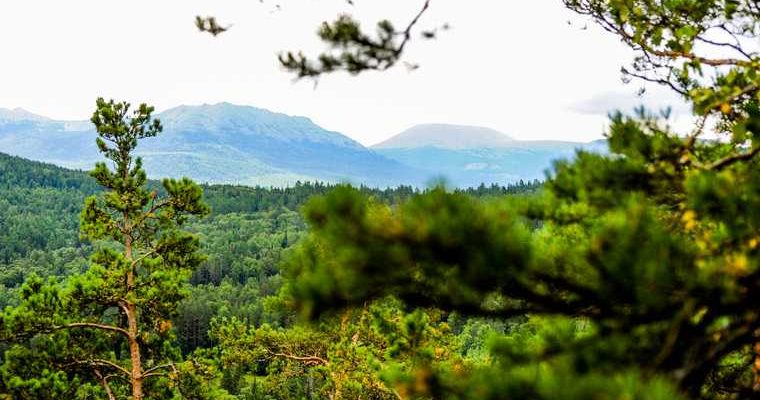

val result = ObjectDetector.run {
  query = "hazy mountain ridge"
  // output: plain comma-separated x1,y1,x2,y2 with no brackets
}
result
373,124,516,149
0,105,605,187
0,108,51,122
373,124,605,187
0,103,420,187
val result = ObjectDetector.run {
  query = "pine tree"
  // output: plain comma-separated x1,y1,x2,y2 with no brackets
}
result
0,98,210,399
284,2,760,398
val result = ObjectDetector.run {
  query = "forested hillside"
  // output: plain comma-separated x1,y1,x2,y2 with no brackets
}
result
0,150,542,396
0,152,539,275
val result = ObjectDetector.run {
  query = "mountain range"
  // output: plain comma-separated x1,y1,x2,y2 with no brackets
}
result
373,124,606,186
0,103,604,187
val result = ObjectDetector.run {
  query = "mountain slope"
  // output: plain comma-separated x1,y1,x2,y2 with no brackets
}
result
373,124,515,149
0,106,606,188
373,124,606,187
0,103,420,187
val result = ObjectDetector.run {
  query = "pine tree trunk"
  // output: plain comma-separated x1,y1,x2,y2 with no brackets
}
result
124,219,144,400
127,301,143,400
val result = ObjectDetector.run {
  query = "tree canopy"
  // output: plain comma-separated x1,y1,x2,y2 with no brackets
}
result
280,1,760,398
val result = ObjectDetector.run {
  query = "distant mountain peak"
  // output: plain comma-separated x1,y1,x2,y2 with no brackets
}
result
156,102,358,149
0,101,415,186
0,107,50,122
373,124,514,150
159,102,316,126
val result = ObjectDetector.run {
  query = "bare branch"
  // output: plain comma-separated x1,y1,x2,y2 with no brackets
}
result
654,50,750,67
64,359,131,377
267,350,328,366
142,363,175,376
94,369,117,400
59,322,130,337
622,67,688,96
395,0,432,57
142,372,169,379
131,249,158,268
708,146,760,170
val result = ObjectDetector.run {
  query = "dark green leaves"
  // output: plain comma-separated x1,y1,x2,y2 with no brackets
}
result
280,1,434,78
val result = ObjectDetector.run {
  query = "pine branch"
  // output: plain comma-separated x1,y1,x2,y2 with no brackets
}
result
266,350,328,366
142,363,175,376
394,0,432,57
59,322,130,337
94,369,117,400
708,146,760,170
64,359,131,377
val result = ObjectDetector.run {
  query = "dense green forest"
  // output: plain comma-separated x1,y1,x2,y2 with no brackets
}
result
0,150,539,275
0,149,540,398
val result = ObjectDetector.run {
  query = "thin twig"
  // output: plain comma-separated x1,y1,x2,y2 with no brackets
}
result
394,0,432,57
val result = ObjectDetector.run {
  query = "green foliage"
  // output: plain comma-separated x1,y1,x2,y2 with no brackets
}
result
281,4,760,398
279,1,435,78
280,15,404,78
0,147,542,398
286,104,759,397
564,1,760,125
210,298,465,399
0,153,99,266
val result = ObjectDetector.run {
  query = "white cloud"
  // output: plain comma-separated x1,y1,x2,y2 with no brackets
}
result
572,86,692,117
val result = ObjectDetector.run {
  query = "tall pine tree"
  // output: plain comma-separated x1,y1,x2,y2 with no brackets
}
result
0,98,210,399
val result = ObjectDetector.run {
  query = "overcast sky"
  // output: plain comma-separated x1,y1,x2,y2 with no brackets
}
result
0,0,692,144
